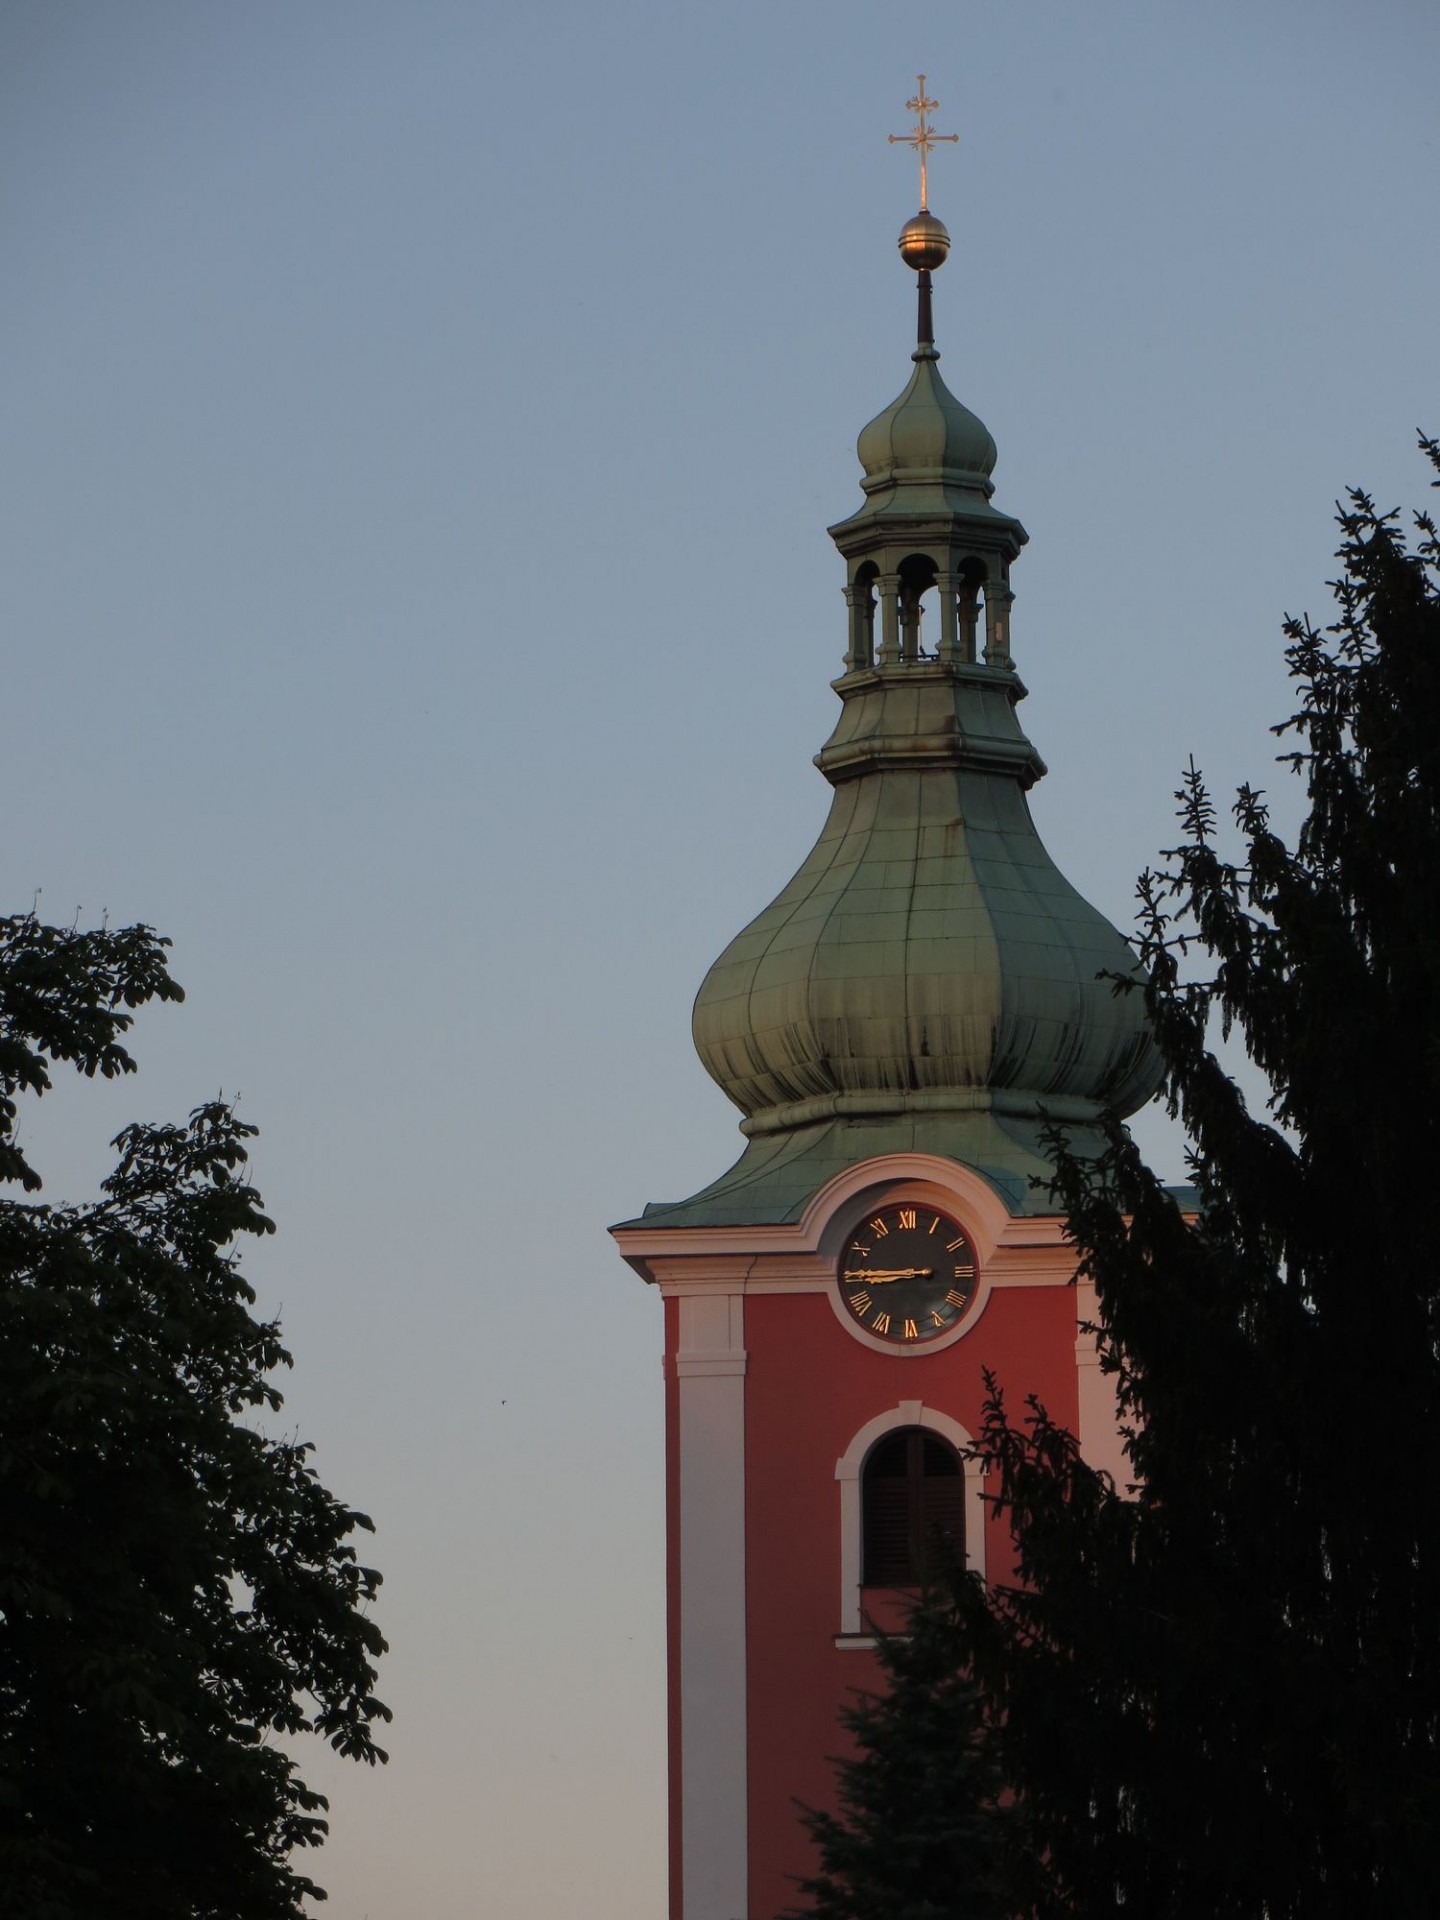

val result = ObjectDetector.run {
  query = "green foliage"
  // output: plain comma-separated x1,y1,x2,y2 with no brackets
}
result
0,913,389,1919
954,437,1440,1916
0,914,184,1194
790,1585,1021,1920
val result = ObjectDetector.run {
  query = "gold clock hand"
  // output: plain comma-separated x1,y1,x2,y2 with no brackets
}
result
841,1267,935,1282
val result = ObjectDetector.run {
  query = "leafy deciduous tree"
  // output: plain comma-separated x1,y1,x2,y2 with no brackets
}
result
0,912,389,1919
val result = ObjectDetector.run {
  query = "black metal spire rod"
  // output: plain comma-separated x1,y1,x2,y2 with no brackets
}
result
917,268,934,348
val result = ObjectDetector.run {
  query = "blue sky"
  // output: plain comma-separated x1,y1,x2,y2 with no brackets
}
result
5,3,1437,1913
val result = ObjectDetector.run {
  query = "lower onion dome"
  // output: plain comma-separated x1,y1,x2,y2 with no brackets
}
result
692,752,1160,1137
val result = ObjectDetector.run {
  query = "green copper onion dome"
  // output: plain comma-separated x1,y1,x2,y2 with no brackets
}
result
855,347,998,507
691,721,1161,1133
689,247,1159,1163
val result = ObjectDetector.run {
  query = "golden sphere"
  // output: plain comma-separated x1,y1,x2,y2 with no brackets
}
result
898,210,950,272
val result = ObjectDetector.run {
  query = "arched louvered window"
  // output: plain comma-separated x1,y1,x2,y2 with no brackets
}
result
862,1426,966,1587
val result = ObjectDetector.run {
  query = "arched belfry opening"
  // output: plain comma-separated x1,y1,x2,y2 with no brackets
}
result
842,550,1019,674
862,1425,966,1586
956,557,985,664
980,563,1014,668
845,561,879,672
896,553,937,663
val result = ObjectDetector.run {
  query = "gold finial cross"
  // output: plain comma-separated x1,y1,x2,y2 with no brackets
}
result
888,74,957,212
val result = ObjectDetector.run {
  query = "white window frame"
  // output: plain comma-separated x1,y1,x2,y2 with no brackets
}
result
834,1400,985,1644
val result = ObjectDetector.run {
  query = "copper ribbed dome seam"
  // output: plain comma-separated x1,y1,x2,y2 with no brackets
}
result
978,796,1157,1110
698,781,887,1110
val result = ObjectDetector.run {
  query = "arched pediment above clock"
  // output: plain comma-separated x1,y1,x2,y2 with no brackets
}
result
798,1152,1015,1267
612,1150,1074,1287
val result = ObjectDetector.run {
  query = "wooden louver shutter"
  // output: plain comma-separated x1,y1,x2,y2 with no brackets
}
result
862,1428,965,1586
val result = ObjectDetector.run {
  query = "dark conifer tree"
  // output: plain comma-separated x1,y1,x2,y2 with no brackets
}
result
790,1585,1021,1920
952,437,1440,1918
800,439,1440,1919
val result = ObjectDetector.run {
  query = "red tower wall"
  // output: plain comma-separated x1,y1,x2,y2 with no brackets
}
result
741,1282,1080,1919
625,1157,1122,1920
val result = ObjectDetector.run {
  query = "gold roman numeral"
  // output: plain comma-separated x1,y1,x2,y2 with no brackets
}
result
897,1207,917,1230
946,1288,968,1308
872,1311,891,1334
870,1217,890,1237
946,1235,967,1252
903,1318,919,1340
928,1215,941,1235
955,1262,975,1279
850,1290,872,1315
931,1310,946,1327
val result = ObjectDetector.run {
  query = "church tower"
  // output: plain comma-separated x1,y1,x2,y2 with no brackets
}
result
612,82,1160,1920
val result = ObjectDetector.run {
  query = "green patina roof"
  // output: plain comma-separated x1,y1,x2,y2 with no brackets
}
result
840,344,1011,533
689,663,1158,1144
620,1108,1096,1230
623,276,1159,1234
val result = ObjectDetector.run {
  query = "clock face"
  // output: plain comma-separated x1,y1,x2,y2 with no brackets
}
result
838,1204,978,1346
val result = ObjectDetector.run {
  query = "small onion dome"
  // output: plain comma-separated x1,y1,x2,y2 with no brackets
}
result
898,209,950,271
855,352,997,491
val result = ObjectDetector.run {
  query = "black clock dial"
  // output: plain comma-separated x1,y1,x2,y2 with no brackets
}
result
838,1204,977,1345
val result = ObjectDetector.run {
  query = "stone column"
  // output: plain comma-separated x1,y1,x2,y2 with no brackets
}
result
936,570,960,663
899,588,921,664
983,580,1015,668
844,580,875,672
877,574,901,665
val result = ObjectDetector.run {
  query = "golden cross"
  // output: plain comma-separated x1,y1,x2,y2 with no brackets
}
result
888,74,958,212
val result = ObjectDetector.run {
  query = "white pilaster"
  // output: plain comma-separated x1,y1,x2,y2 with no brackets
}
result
1075,1278,1129,1490
676,1292,748,1920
